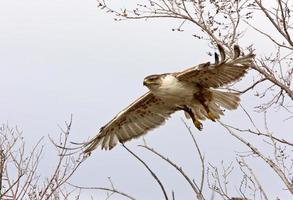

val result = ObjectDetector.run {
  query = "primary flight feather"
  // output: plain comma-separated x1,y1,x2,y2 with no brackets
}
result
83,45,254,153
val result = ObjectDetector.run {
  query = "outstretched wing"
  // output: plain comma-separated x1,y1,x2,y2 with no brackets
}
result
83,92,177,153
177,50,255,88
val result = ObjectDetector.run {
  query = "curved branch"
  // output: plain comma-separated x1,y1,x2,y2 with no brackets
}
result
122,144,169,200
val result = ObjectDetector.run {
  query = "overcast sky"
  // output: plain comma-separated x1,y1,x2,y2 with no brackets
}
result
0,0,291,199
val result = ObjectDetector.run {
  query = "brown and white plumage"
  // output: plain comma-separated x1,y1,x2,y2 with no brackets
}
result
83,45,255,153
84,92,176,152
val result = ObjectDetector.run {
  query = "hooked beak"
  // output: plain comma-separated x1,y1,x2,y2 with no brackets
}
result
143,79,157,86
143,79,149,86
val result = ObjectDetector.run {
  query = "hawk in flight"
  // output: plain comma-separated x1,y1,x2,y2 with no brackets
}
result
83,45,254,153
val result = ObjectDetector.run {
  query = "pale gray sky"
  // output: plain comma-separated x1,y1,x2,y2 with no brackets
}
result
0,0,291,199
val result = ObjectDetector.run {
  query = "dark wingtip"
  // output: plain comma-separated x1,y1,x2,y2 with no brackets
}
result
214,52,219,64
233,45,241,59
217,44,226,62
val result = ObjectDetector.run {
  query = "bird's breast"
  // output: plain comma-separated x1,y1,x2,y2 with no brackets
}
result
151,75,197,102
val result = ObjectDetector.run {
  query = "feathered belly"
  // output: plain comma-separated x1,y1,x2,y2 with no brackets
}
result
152,82,197,104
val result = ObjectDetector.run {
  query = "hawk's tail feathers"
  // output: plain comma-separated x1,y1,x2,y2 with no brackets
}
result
186,90,240,122
211,90,240,110
189,90,240,122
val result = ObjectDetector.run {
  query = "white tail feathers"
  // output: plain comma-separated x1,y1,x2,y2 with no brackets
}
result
211,90,240,110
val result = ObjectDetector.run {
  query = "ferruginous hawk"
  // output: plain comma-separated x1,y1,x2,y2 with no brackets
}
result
83,45,254,153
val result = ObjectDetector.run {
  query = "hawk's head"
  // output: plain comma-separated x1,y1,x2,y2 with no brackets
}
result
143,74,164,90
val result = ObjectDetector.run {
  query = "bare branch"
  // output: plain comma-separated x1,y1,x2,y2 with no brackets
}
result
122,144,169,200
68,183,136,200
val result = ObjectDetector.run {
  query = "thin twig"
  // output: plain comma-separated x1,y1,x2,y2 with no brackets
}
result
181,119,205,193
122,144,169,200
68,183,136,200
220,121,293,194
139,145,204,200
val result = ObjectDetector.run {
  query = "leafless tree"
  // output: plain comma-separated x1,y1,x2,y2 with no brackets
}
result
0,118,83,200
89,0,293,199
0,118,134,200
2,0,292,199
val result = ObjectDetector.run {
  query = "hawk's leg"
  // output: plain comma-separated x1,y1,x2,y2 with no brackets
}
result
179,105,203,130
194,90,217,122
202,104,217,122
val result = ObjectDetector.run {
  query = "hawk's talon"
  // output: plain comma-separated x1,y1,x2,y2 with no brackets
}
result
193,119,203,131
207,112,216,122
